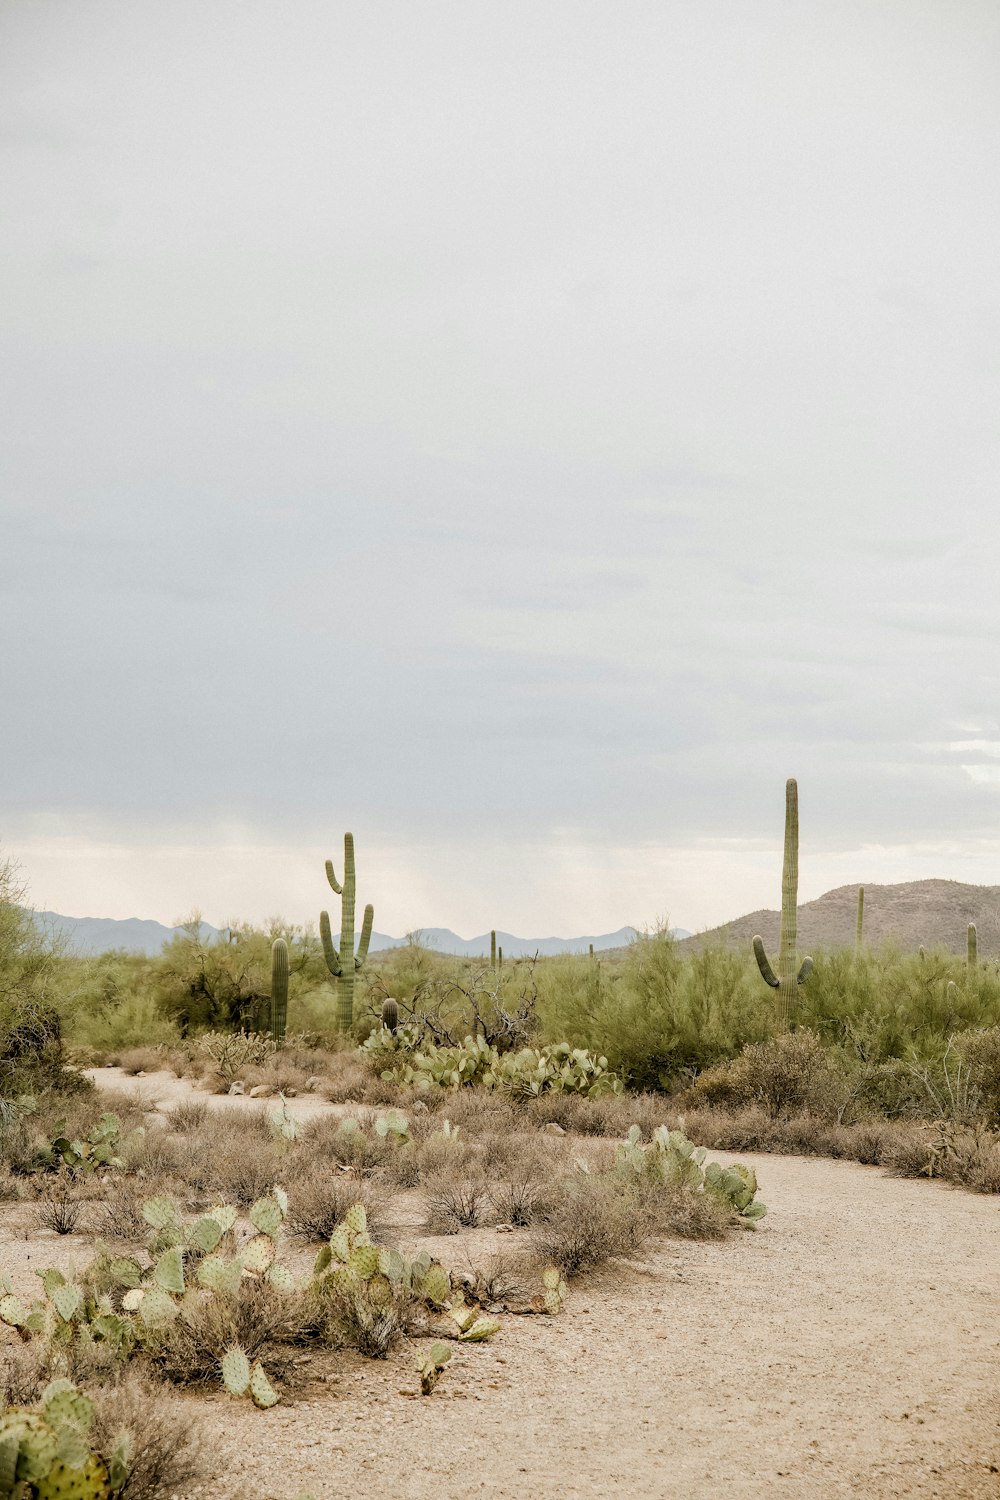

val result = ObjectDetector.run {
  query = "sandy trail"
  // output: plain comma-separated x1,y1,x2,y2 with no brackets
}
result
28,1070,1000,1497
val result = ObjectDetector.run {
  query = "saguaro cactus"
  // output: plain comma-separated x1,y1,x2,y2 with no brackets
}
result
270,938,289,1046
320,833,374,1030
967,922,977,977
490,930,497,970
752,777,813,1026
855,886,865,953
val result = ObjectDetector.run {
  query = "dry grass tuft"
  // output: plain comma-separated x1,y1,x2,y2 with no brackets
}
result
90,1372,208,1500
286,1173,389,1242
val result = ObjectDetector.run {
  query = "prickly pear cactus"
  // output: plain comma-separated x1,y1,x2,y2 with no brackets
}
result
416,1341,452,1395
0,1382,113,1499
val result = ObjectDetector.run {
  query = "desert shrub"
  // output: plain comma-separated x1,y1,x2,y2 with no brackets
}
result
90,1372,208,1500
422,1171,493,1233
685,1030,846,1119
531,1172,653,1275
492,1166,556,1227
286,1173,388,1242
165,1097,210,1131
34,1174,89,1234
298,1115,393,1177
954,1026,1000,1127
93,1182,149,1243
196,1029,276,1084
148,1274,310,1386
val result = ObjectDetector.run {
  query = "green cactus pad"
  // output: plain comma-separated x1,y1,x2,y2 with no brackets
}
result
140,1196,178,1231
153,1247,185,1295
459,1316,500,1342
0,1430,18,1492
378,1248,406,1284
0,1293,26,1325
222,1345,251,1397
312,1244,332,1277
137,1289,179,1329
34,1451,110,1499
55,1425,91,1471
207,1204,239,1234
273,1185,289,1216
51,1285,83,1324
343,1203,367,1235
0,1412,58,1484
248,1362,279,1408
241,1235,276,1274
349,1244,379,1279
187,1217,223,1254
416,1263,451,1308
329,1225,351,1264
108,1257,142,1289
267,1264,295,1294
196,1254,242,1302
41,1381,94,1434
249,1198,284,1238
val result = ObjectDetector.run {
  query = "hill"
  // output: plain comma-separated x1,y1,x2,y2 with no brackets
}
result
679,879,1000,957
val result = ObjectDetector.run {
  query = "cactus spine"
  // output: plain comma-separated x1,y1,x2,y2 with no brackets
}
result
855,886,864,953
490,930,496,970
967,922,977,979
320,833,374,1031
270,938,288,1046
752,777,812,1026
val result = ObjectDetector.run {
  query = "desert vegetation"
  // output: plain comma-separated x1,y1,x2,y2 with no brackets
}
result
2,815,1000,1496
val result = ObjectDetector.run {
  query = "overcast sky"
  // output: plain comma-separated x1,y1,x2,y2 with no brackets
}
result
2,1,1000,937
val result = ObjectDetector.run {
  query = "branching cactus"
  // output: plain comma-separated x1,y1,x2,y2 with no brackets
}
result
752,778,813,1026
855,886,864,953
270,938,288,1046
320,833,375,1030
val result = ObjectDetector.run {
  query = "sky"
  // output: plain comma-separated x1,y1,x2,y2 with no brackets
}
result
2,0,1000,938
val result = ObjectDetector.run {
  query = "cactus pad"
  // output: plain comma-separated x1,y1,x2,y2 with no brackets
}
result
249,1197,284,1238
222,1345,251,1397
248,1362,279,1408
241,1235,276,1275
34,1451,110,1499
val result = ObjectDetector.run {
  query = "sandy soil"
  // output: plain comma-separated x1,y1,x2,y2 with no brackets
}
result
7,1069,998,1499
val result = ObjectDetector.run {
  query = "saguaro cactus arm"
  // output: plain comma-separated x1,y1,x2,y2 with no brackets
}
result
355,903,374,970
325,860,344,896
319,910,343,977
753,935,779,988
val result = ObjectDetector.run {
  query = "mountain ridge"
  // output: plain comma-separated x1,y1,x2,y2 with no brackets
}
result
33,912,682,960
678,879,1000,958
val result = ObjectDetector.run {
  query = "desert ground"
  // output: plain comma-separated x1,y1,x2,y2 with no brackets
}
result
0,1068,994,1500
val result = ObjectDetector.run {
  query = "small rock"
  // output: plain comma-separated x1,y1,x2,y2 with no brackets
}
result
136,1070,146,1078
248,1084,272,1099
284,1087,297,1097
229,1082,245,1096
412,1100,429,1113
305,1076,322,1092
542,1121,565,1136
496,1224,514,1234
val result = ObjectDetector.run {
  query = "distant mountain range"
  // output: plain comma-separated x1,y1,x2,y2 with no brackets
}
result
33,911,686,960
678,879,1000,958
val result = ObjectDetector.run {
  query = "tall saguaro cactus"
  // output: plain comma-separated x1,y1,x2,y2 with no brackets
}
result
967,922,978,977
855,886,865,953
320,833,375,1030
270,938,289,1046
490,931,497,970
752,778,813,1026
